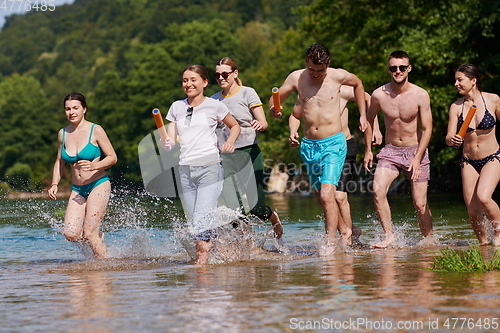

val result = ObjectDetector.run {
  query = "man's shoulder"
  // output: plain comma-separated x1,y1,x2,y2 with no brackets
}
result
372,83,389,96
409,83,430,98
289,69,305,78
284,69,304,85
409,82,428,92
327,67,350,79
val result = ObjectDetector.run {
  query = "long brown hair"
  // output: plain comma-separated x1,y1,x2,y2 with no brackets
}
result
216,57,242,86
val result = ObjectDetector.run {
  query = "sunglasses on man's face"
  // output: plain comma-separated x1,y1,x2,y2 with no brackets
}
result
214,71,234,80
388,65,409,73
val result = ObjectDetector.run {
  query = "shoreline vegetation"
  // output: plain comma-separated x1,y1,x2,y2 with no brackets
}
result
432,246,500,272
4,188,72,200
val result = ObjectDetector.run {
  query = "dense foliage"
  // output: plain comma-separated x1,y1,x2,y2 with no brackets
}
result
0,0,499,191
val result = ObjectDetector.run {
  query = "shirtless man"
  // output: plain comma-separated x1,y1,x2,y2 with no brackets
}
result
363,50,433,248
270,44,368,251
293,87,382,245
337,87,382,244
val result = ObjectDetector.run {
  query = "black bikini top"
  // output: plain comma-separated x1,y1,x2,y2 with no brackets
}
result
458,93,496,133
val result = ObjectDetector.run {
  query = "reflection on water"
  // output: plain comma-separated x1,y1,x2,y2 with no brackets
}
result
1,191,500,332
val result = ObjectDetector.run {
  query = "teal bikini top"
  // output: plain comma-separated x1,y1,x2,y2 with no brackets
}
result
61,124,101,164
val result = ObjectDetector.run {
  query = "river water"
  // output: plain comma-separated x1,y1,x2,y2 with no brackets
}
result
1,191,500,332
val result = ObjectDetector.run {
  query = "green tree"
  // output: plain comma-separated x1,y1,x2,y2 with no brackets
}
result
0,74,57,182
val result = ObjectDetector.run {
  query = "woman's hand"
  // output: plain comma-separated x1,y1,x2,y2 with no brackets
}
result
77,160,96,172
48,184,58,200
450,134,464,148
250,119,265,131
221,141,235,153
159,136,174,151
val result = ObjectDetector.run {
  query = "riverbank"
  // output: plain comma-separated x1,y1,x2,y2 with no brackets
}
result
3,188,72,200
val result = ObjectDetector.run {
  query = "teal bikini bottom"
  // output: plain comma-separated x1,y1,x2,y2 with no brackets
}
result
72,175,110,199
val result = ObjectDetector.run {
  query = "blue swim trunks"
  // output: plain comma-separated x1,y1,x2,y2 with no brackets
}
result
300,132,347,191
72,175,110,199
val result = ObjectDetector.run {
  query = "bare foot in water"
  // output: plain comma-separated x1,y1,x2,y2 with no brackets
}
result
340,228,352,246
195,240,211,265
372,233,394,249
352,226,362,243
269,210,283,240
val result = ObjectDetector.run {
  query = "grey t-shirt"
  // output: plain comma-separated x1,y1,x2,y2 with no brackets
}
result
211,86,262,149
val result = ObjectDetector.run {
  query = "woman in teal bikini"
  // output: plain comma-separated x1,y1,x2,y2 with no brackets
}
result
48,92,117,259
446,64,500,245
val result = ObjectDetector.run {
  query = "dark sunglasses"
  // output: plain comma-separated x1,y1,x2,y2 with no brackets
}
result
214,71,234,80
388,65,409,73
186,106,193,120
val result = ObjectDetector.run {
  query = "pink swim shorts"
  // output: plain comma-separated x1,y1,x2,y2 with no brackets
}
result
376,144,430,182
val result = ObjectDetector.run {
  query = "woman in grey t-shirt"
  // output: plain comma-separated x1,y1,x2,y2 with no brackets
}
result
212,57,283,245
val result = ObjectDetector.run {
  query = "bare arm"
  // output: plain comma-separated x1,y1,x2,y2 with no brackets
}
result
363,92,381,171
48,130,65,200
341,72,368,131
250,105,268,131
289,103,302,147
445,103,461,147
494,93,500,122
340,88,382,143
407,90,432,181
372,114,383,145
269,71,300,118
160,122,178,151
368,92,383,145
221,113,241,153
414,92,433,160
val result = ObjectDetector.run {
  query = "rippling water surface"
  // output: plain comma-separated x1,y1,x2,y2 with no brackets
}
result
1,191,500,332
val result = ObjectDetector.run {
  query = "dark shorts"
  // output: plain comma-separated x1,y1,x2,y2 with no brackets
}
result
376,144,430,182
337,138,357,193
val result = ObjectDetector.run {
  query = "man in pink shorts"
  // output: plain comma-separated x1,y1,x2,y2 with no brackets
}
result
363,51,433,248
376,144,431,182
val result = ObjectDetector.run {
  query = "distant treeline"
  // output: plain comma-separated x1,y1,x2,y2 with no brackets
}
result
0,0,499,192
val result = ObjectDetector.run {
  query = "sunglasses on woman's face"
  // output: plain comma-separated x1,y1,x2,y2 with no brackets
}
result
214,71,234,80
388,65,409,73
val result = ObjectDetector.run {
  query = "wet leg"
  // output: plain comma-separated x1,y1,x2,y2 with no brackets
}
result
461,164,489,244
411,181,433,238
372,167,399,248
83,181,111,259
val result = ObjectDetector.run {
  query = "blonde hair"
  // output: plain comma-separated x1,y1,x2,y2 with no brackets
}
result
216,57,242,86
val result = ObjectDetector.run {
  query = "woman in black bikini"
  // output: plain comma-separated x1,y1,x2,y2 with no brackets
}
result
446,64,500,245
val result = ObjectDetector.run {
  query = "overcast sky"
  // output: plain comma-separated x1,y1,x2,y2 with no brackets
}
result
1,0,74,30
